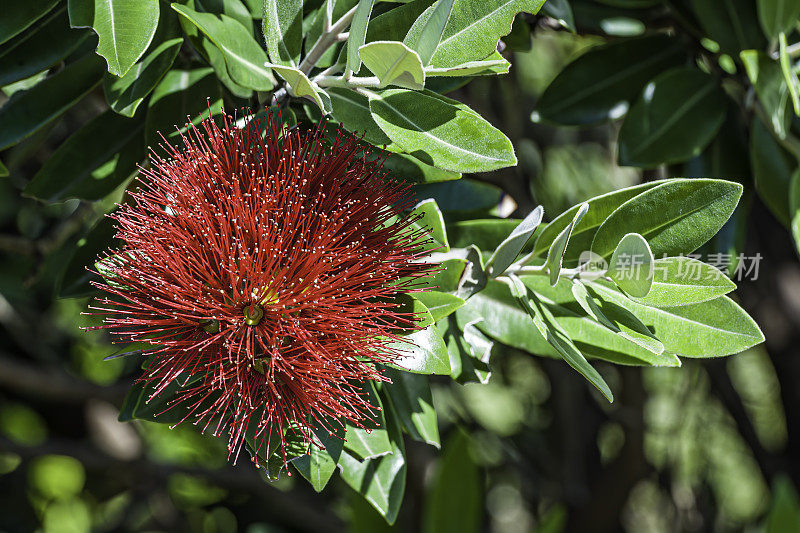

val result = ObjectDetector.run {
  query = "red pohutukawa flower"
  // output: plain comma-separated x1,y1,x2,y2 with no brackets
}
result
90,111,434,465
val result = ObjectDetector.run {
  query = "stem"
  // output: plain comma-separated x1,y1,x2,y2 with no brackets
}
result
298,6,358,74
315,75,381,88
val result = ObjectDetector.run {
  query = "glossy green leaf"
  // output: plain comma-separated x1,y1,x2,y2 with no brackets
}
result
618,68,726,168
177,0,252,98
443,317,492,384
0,7,91,87
71,0,160,76
571,281,664,355
690,0,765,54
591,179,743,259
414,179,502,214
534,35,685,126
545,203,588,285
404,0,455,65
405,0,544,68
0,0,59,45
0,53,106,150
485,206,543,278
632,256,736,307
456,245,488,299
102,10,181,117
387,322,451,374
57,216,120,298
367,88,516,173
293,426,344,492
423,431,482,533
758,0,800,37
172,3,274,90
448,219,525,250
533,181,664,263
359,41,426,90
262,0,302,66
741,50,791,138
144,68,223,149
24,110,144,202
607,233,654,298
407,199,449,253
413,291,465,321
339,402,406,524
508,274,613,401
347,0,376,74
382,367,439,447
268,64,329,112
590,280,764,357
750,117,794,226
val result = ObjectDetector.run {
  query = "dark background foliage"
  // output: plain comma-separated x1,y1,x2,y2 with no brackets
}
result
1,0,800,532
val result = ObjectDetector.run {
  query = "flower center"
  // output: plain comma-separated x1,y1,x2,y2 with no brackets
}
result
243,304,264,325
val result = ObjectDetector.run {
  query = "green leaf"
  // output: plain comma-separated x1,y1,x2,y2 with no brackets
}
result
542,0,574,31
607,233,654,298
632,256,736,307
413,291,465,321
382,152,461,183
448,219,524,250
416,179,502,214
485,206,543,278
425,55,510,77
690,0,765,54
268,64,329,112
457,277,680,367
791,169,800,257
262,0,302,66
328,87,392,145
144,68,223,149
591,280,764,357
545,203,588,285
423,431,482,533
293,426,345,492
758,0,800,37
404,0,455,65
420,258,467,292
766,475,800,533
367,88,516,173
24,110,144,202
365,0,437,44
172,3,274,90
534,35,685,126
405,0,544,68
618,68,726,168
750,116,795,226
359,41,426,90
780,32,800,116
407,199,449,253
457,245,488,299
387,322,451,374
0,0,58,45
443,317,492,384
102,10,182,117
57,216,120,298
507,274,613,401
0,7,91,87
73,0,160,77
0,159,8,177
347,0,376,74
533,181,664,263
382,367,439,447
339,404,406,525
741,50,791,138
118,373,214,424
571,281,664,355
591,179,743,259
0,53,106,150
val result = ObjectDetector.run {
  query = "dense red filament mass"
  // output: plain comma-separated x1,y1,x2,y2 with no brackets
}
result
91,111,432,465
